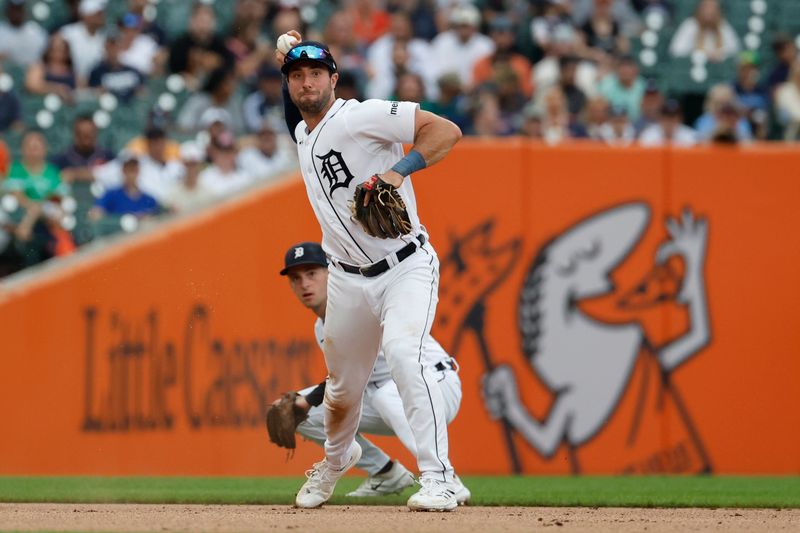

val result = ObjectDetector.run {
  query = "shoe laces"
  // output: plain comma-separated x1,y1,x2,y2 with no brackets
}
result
417,477,451,497
302,460,330,489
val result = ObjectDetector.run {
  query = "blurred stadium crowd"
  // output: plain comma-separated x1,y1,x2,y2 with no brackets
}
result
0,0,798,276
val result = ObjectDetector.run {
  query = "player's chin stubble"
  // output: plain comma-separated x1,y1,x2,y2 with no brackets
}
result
295,87,333,115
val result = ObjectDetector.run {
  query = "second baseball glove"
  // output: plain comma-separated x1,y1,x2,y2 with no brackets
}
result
266,391,308,450
350,175,412,239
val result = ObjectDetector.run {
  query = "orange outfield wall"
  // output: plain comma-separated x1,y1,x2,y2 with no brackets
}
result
1,141,798,476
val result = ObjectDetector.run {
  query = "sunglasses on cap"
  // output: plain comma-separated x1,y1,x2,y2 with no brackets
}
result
281,42,337,74
285,45,330,62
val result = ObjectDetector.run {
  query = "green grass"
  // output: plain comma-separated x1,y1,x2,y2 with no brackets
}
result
0,476,798,508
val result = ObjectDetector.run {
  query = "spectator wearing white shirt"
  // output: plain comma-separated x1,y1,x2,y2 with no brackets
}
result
597,105,636,146
0,0,48,67
367,39,430,101
774,60,800,141
177,66,246,135
669,0,739,63
238,117,296,181
200,132,253,198
137,127,184,203
163,142,216,212
584,94,611,140
531,0,577,54
59,0,107,84
639,100,698,147
94,127,183,202
429,4,494,88
571,0,642,39
366,11,434,100
533,24,598,102
116,13,161,76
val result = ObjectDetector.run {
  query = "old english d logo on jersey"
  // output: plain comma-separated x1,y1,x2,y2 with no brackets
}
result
317,149,354,197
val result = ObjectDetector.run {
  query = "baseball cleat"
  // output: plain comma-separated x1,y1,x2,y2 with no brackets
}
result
452,475,471,505
406,477,459,512
346,461,415,497
295,441,362,509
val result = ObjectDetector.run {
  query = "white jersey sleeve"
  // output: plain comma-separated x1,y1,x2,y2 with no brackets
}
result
343,99,418,150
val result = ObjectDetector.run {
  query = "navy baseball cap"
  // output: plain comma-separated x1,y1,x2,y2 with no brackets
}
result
281,41,337,75
280,242,328,275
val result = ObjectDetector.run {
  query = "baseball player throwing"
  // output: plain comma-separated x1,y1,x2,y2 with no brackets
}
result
272,242,470,501
276,32,464,510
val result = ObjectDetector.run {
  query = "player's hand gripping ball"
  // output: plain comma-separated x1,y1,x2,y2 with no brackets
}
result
350,175,413,239
277,33,299,55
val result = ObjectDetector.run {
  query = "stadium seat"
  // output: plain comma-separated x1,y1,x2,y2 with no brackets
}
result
671,0,698,25
213,0,237,35
2,62,26,93
69,181,98,245
774,2,800,34
91,215,125,239
154,0,194,42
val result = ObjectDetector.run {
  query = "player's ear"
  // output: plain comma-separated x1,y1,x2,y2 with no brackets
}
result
330,72,339,89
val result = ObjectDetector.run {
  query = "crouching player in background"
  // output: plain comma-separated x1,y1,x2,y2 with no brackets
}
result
268,242,470,502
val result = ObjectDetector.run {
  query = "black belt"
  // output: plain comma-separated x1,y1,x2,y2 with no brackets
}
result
338,235,426,277
434,359,456,372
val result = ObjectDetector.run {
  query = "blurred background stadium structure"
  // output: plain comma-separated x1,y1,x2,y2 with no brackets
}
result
0,0,798,278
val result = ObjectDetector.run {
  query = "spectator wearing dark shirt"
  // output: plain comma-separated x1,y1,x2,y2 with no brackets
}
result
631,0,673,17
767,34,797,95
428,73,472,133
90,154,160,219
0,64,22,132
334,70,364,102
88,32,145,103
733,51,769,139
168,3,234,89
25,33,77,102
225,0,271,79
633,79,664,135
242,64,284,133
579,0,629,61
558,55,588,120
51,115,115,183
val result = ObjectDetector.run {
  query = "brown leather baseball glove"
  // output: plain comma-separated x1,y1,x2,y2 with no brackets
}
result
350,175,412,239
266,392,308,450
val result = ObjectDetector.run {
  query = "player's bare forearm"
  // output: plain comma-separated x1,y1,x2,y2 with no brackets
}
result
412,110,462,168
381,112,461,187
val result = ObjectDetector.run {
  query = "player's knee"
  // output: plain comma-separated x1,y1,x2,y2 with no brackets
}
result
383,337,422,384
382,337,419,362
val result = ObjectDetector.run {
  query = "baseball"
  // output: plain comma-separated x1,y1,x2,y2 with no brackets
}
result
277,33,299,55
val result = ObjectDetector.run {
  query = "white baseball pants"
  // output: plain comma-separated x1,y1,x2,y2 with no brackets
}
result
296,369,462,474
322,244,455,481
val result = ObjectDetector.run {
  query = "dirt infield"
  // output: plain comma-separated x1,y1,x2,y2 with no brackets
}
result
1,504,799,532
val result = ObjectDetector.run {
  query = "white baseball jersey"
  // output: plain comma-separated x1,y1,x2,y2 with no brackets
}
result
294,98,424,265
313,318,453,387
289,90,456,482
